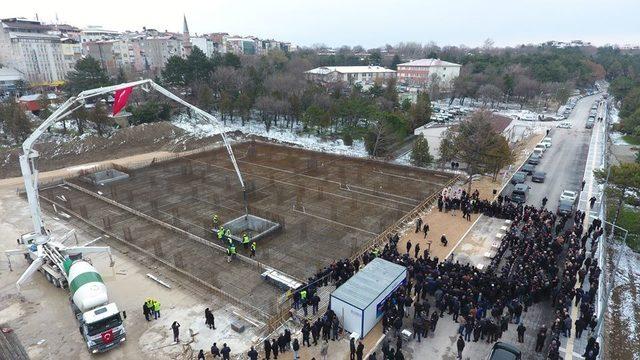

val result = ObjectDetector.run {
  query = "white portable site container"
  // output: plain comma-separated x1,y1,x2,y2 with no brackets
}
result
330,258,407,338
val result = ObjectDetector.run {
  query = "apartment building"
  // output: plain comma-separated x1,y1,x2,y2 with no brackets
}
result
305,66,396,85
396,58,461,88
0,18,67,84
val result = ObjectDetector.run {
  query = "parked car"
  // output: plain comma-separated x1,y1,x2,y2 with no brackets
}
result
534,144,546,153
540,138,552,148
528,154,541,165
487,341,522,360
521,163,536,175
560,190,578,203
532,171,546,183
557,198,575,216
557,122,572,128
511,171,527,184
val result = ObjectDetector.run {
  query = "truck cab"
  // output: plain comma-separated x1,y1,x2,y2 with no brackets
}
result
74,302,126,353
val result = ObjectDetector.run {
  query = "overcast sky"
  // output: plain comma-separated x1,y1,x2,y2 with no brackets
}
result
4,0,639,48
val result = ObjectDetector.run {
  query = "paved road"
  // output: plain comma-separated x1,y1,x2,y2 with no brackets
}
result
502,94,601,210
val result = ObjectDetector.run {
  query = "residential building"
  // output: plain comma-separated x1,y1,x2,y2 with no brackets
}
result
130,35,182,75
225,37,257,55
191,36,215,57
305,66,396,85
60,38,82,72
80,26,120,43
0,18,67,85
396,58,461,88
82,39,135,76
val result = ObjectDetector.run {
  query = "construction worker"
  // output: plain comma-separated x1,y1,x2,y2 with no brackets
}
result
372,246,380,258
250,241,257,258
217,227,225,241
242,233,251,250
153,299,161,319
300,289,308,303
229,243,236,261
212,214,220,228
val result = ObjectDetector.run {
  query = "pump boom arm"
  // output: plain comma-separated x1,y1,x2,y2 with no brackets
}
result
21,79,247,238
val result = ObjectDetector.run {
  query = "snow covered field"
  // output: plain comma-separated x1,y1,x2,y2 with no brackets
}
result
172,112,369,158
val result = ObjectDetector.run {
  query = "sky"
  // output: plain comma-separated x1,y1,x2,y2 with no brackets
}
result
3,0,639,48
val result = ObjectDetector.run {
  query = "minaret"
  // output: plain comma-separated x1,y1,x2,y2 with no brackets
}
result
182,14,192,57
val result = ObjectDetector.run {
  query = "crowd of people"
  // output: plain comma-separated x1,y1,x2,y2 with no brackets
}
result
290,187,604,359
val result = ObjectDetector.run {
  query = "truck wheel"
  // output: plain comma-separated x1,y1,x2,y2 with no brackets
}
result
45,273,52,283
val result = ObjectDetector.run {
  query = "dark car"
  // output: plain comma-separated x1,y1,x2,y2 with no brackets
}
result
528,154,541,165
487,341,522,360
532,171,546,183
521,163,535,175
510,171,527,185
557,198,574,216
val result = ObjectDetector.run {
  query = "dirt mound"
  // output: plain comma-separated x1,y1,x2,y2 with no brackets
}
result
0,122,235,179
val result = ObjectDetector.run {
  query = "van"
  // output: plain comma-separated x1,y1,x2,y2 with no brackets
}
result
511,184,529,204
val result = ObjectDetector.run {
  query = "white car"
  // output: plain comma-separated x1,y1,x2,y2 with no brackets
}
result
541,138,552,148
534,144,547,153
560,190,578,203
557,122,572,129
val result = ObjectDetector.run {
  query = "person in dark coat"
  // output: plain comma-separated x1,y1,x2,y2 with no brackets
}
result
171,321,180,343
456,335,465,359
205,308,216,329
248,346,259,360
292,339,300,360
517,323,526,343
143,302,151,321
350,337,356,360
263,339,271,360
221,343,231,360
356,340,365,360
272,338,279,359
211,342,221,358
197,349,205,360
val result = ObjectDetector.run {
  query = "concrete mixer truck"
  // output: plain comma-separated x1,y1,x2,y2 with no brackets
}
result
65,258,126,353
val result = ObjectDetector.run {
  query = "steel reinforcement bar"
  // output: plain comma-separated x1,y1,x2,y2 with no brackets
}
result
37,193,271,322
349,173,462,262
63,180,305,284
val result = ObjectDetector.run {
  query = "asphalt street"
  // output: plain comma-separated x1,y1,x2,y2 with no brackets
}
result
502,94,601,211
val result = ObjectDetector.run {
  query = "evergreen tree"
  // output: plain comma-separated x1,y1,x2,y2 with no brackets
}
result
410,137,433,167
65,57,110,94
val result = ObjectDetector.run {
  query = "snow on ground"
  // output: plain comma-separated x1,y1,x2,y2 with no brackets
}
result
172,112,369,157
610,243,640,359
610,104,620,125
610,132,633,146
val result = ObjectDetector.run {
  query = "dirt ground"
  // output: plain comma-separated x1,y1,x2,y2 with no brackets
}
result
0,121,234,179
0,186,267,360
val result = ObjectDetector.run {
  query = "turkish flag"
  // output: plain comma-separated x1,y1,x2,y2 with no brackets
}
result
112,87,133,116
101,329,114,344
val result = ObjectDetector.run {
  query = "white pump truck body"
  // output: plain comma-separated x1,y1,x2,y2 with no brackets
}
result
5,79,247,354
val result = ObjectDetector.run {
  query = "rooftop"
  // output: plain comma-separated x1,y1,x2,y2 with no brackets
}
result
331,258,406,310
306,66,396,75
0,67,24,82
398,58,461,67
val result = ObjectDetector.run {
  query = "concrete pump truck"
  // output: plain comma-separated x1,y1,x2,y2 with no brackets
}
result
5,79,248,354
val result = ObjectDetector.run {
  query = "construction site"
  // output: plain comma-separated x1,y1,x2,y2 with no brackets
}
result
34,140,456,324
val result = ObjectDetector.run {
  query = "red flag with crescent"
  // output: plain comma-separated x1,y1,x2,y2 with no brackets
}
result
112,87,133,116
101,329,114,344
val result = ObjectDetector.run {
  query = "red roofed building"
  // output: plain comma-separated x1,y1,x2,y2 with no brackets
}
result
397,58,461,88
